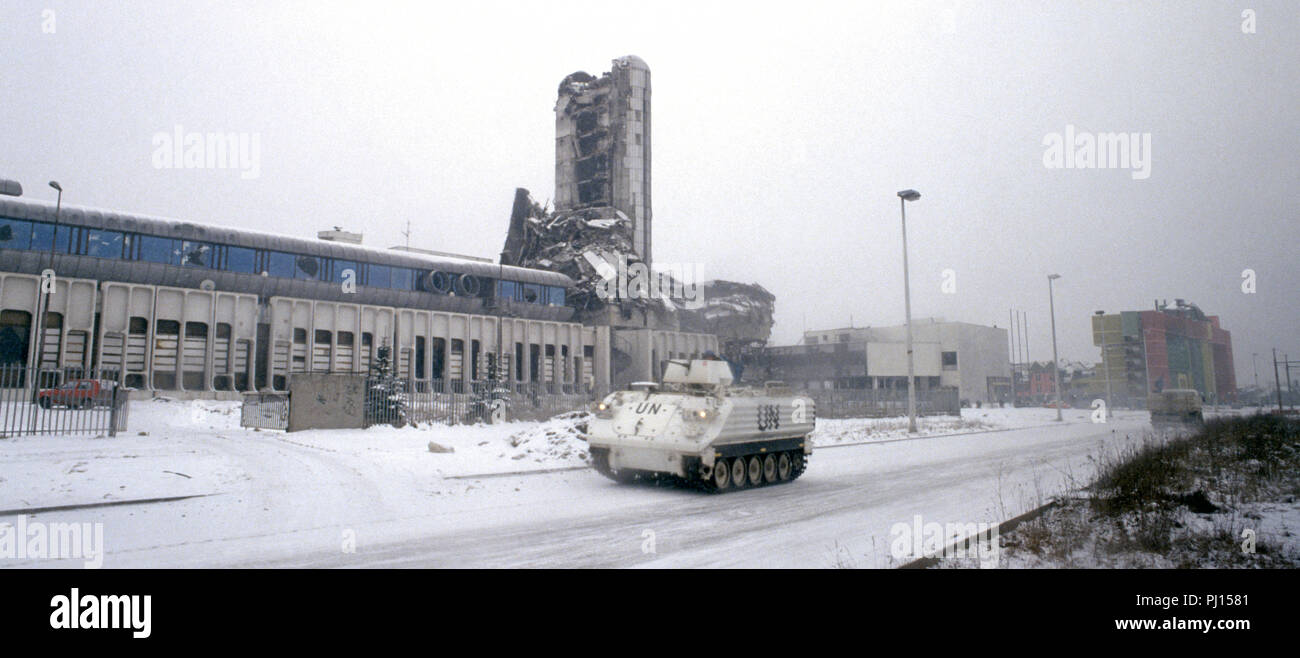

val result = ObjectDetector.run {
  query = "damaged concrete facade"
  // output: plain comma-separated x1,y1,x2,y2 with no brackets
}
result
554,55,652,264
676,280,776,359
498,55,782,391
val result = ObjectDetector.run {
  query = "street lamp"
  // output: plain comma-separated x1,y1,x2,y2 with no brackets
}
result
32,182,63,379
1047,274,1063,421
897,189,921,433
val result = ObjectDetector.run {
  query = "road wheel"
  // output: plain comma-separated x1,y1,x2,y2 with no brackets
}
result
789,451,808,481
777,452,792,481
730,458,747,488
712,460,731,490
38,397,52,410
747,455,763,486
763,454,778,483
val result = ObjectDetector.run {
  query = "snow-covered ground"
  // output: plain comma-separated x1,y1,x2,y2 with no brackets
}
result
0,399,1162,568
814,407,1149,446
976,497,1300,569
0,400,1147,511
0,399,594,512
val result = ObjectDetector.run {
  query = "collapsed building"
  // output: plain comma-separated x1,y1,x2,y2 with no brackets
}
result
499,56,776,389
553,55,652,264
499,185,775,386
676,280,776,359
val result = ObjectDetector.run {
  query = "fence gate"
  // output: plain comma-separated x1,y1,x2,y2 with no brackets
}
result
364,378,592,428
240,392,291,430
0,365,131,438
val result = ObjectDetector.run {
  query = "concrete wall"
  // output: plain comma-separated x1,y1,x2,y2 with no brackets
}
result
952,323,1011,403
609,327,717,389
287,373,365,431
866,341,942,377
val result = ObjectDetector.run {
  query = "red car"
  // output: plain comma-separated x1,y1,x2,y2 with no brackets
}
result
37,379,116,409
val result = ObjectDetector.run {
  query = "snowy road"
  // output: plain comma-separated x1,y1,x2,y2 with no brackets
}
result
238,418,1152,568
1,403,1165,569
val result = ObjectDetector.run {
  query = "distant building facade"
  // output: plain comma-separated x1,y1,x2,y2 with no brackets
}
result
1091,299,1236,406
746,319,1012,404
1026,361,1057,399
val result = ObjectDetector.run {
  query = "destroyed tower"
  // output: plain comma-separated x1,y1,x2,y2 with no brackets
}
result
554,55,652,265
500,55,776,361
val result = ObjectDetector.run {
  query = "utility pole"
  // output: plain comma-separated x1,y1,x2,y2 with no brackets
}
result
1022,310,1030,399
1279,353,1289,400
1252,352,1260,391
1047,274,1063,421
1274,349,1284,414
1009,308,1016,404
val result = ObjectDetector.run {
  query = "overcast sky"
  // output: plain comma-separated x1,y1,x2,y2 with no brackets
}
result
2,0,1296,386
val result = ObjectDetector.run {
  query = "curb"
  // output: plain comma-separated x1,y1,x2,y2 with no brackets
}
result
0,493,220,517
815,419,1093,450
444,465,588,480
897,499,1061,569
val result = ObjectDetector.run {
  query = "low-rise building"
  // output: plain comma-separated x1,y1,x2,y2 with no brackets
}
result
745,318,1012,405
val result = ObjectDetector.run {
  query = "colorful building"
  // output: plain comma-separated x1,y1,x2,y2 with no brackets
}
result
1091,299,1236,406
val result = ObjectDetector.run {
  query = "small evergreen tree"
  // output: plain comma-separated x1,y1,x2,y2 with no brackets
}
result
366,341,408,427
468,354,510,424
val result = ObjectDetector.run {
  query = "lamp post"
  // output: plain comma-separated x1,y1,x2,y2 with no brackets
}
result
897,189,920,433
27,182,62,415
1047,274,1063,421
33,182,63,367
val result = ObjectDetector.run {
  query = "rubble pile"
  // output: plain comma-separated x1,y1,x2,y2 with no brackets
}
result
679,281,776,352
501,189,778,349
501,188,655,313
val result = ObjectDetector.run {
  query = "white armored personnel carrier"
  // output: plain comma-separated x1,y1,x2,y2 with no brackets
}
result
587,359,815,491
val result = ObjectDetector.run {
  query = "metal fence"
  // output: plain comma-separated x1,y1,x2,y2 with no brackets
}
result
365,378,593,427
802,386,960,419
240,392,291,430
0,364,131,438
